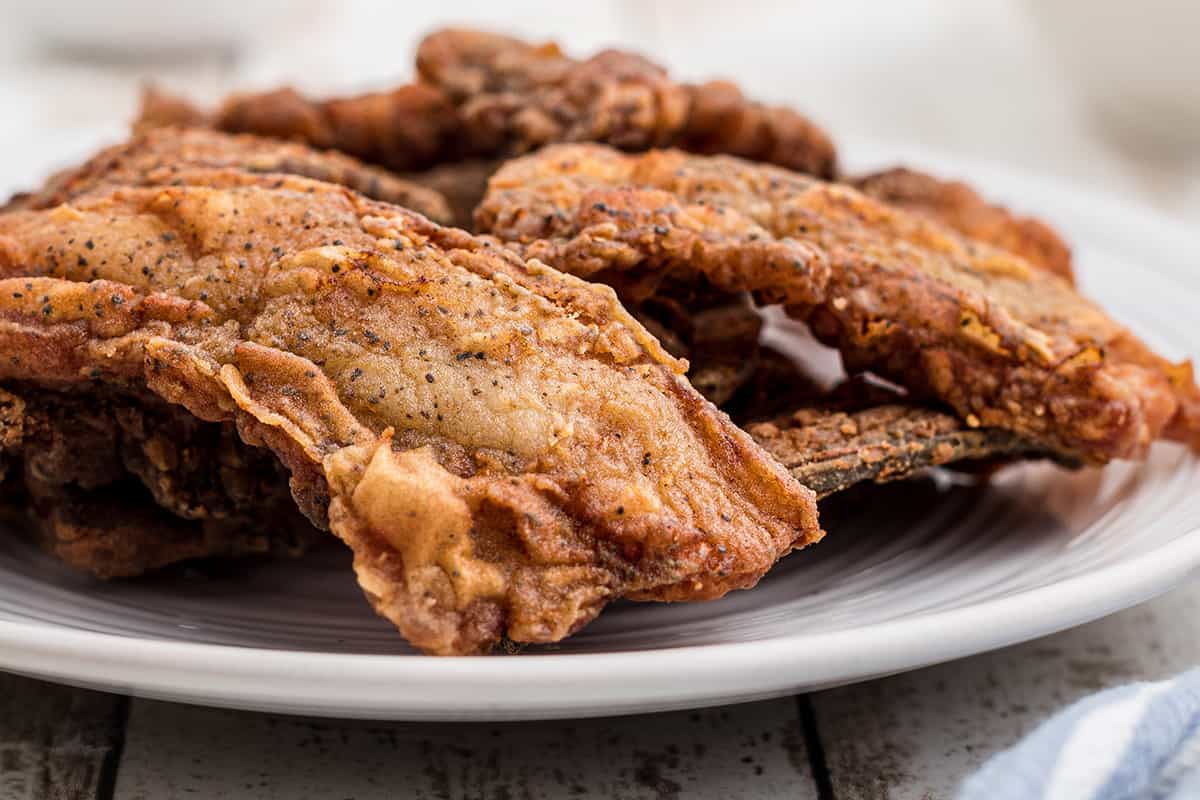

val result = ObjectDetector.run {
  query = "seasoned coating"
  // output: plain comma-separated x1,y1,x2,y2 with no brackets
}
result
0,176,820,654
748,404,1051,499
4,127,452,223
852,167,1074,283
135,29,836,178
476,144,1200,463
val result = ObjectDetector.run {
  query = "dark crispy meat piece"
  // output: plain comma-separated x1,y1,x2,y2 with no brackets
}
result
476,144,1200,463
0,173,820,655
748,404,1053,499
0,383,319,576
629,280,763,407
135,29,836,178
852,167,1074,283
416,28,837,177
725,346,831,424
403,158,501,230
679,80,837,178
22,481,316,579
135,85,462,172
4,127,452,223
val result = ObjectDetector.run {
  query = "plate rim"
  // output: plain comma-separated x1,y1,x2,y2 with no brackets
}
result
1,136,1199,719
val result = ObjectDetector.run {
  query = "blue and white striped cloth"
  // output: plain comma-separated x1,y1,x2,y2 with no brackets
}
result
960,669,1200,800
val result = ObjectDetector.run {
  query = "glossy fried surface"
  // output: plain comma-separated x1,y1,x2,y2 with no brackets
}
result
0,175,820,654
476,144,1200,463
4,127,452,224
852,167,1074,283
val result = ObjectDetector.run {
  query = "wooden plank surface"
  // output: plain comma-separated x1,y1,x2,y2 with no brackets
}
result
810,576,1200,800
0,673,126,800
113,698,817,800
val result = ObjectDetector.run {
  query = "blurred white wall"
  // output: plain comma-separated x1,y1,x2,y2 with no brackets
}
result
1,0,1198,219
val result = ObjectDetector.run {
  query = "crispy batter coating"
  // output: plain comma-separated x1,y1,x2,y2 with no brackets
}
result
135,29,837,178
4,127,452,223
748,404,1051,498
852,167,1074,283
0,175,820,654
476,144,1200,463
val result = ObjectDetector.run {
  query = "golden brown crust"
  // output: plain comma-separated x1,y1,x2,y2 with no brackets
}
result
852,167,1074,283
5,127,452,223
0,177,821,654
476,144,1200,463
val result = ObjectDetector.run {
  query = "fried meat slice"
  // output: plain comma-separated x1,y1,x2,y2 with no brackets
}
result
136,83,462,174
3,127,452,224
0,383,320,577
402,158,502,230
476,144,1200,463
416,28,837,177
748,404,1053,499
852,167,1074,283
135,29,837,179
0,176,820,654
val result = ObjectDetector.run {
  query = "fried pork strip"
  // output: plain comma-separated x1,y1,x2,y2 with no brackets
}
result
3,127,452,224
0,383,319,577
0,174,821,654
415,28,838,178
748,404,1053,499
402,158,502,229
852,167,1074,283
475,144,1200,463
135,29,837,179
136,83,462,173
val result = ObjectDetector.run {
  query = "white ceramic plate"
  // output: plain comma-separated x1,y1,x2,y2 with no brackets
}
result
0,130,1198,720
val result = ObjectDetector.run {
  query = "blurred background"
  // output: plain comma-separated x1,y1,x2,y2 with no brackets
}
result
2,0,1199,220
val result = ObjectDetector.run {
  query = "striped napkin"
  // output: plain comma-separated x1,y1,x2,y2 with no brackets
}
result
960,669,1200,800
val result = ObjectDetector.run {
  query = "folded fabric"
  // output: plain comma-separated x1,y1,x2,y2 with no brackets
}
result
960,668,1200,800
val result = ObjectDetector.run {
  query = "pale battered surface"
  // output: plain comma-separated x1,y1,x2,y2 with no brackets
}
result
476,144,1200,463
0,174,821,654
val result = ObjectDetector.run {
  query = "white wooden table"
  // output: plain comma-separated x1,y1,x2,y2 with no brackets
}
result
5,577,1196,799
